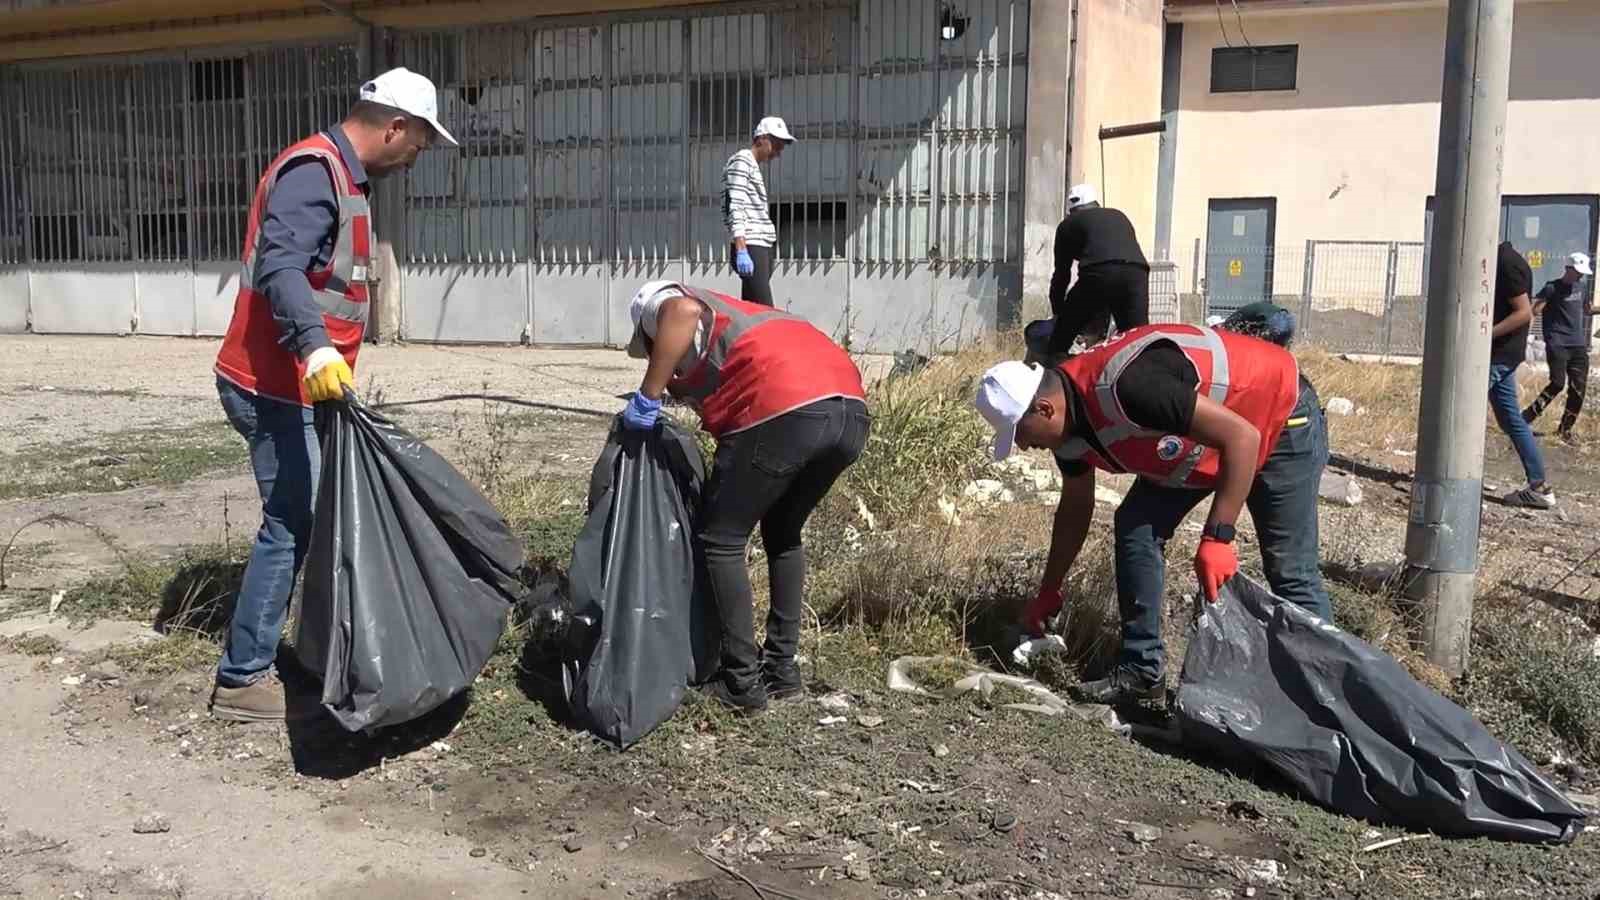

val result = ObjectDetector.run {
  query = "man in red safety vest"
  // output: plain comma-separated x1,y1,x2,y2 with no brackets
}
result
621,281,869,714
209,68,455,722
975,324,1333,705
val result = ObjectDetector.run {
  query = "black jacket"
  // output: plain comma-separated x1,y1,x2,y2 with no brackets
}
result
1048,205,1149,310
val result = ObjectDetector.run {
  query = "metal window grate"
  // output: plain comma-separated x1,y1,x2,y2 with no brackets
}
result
0,1,1028,274
1210,45,1297,93
0,43,360,267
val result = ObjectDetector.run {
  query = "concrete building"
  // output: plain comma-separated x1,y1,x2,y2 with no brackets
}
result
1160,0,1598,352
0,0,1165,351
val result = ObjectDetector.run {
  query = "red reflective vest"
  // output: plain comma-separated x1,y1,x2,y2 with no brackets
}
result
214,133,371,407
1055,324,1300,488
666,286,866,438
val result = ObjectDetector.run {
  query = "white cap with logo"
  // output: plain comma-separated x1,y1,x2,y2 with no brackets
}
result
1066,183,1099,211
1568,252,1594,277
360,67,458,147
626,280,683,358
753,116,796,143
975,360,1046,461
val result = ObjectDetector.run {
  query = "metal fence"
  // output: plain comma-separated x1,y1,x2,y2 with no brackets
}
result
0,0,1028,346
0,43,361,267
390,0,1027,268
1164,239,1430,356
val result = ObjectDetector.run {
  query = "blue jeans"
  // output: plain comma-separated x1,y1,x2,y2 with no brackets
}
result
1112,380,1332,680
216,377,320,687
1488,363,1547,486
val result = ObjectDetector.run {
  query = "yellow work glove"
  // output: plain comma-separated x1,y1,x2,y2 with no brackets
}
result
302,347,355,403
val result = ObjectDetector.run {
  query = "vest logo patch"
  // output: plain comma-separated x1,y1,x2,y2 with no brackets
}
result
1156,435,1186,461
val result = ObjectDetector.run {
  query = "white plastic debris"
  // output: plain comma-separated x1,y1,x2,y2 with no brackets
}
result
49,590,65,615
817,692,852,712
818,715,847,726
1318,472,1364,507
1011,634,1068,668
937,496,961,527
963,479,1005,503
1094,485,1126,506
1325,397,1356,417
1246,859,1284,887
886,655,1129,736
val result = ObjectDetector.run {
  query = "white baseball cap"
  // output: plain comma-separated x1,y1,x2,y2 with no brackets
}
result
1066,183,1099,211
1568,252,1594,276
359,67,458,147
753,116,796,143
975,361,1046,461
626,280,683,358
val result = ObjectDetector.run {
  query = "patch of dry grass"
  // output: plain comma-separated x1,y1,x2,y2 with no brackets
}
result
1296,345,1600,455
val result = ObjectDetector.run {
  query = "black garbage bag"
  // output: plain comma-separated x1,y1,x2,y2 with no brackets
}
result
1175,575,1587,843
294,398,521,733
564,417,720,749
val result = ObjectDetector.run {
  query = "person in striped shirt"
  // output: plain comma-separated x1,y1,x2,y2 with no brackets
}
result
722,116,794,306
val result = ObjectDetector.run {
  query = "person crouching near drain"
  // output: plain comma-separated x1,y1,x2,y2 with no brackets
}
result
975,323,1334,704
620,281,871,715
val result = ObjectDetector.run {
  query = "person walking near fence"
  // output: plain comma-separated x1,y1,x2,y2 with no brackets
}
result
209,68,455,721
1045,184,1151,355
1523,252,1596,442
1488,241,1555,510
722,117,794,306
975,323,1332,705
620,280,869,715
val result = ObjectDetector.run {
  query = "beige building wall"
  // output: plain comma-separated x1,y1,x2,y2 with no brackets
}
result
1071,0,1166,249
1169,0,1600,281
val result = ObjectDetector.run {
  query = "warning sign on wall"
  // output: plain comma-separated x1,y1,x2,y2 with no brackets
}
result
1228,259,1244,277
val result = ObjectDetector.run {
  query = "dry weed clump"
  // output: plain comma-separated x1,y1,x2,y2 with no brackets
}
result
1294,347,1423,453
1463,590,1600,765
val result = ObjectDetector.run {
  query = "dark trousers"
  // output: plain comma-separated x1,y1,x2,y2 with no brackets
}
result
1047,262,1151,355
701,397,871,685
1525,345,1590,435
730,244,775,307
1112,379,1331,679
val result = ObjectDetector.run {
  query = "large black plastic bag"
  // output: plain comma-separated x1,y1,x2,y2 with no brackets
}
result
564,417,719,749
1175,575,1586,843
294,399,522,733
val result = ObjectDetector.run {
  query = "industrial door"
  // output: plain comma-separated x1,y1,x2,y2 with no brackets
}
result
1205,198,1276,314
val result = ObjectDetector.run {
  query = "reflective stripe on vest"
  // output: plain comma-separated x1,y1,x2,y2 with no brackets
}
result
1054,324,1299,489
239,145,372,324
1088,327,1229,487
667,284,798,406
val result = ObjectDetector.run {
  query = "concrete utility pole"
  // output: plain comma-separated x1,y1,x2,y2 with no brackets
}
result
1405,0,1514,677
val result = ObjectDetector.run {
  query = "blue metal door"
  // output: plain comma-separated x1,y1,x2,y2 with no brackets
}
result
1502,196,1597,287
1205,198,1276,314
1423,195,1597,294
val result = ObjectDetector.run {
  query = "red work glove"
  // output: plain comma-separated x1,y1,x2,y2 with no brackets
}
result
1194,537,1238,603
1019,586,1064,637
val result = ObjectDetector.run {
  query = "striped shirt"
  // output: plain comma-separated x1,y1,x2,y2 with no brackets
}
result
722,148,776,248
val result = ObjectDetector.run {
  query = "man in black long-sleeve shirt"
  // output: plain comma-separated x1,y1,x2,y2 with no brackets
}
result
1046,184,1151,355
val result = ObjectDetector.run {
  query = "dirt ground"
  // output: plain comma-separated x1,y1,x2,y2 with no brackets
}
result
4,335,1600,900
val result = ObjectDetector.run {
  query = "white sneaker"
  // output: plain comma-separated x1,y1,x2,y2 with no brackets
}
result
1502,484,1556,510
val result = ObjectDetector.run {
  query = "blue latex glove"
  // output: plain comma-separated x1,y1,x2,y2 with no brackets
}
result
622,391,661,431
734,247,755,277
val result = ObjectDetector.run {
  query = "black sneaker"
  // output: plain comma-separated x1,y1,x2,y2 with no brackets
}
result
1068,667,1164,705
697,677,769,716
760,660,805,702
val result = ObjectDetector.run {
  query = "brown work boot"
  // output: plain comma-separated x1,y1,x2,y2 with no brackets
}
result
210,673,286,722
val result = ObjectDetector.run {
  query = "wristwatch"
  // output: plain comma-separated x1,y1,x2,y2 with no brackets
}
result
1203,522,1237,544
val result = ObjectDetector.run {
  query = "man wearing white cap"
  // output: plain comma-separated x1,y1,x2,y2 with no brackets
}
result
722,116,795,306
1044,184,1151,355
619,280,867,714
1524,251,1597,441
210,67,455,721
974,324,1331,704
